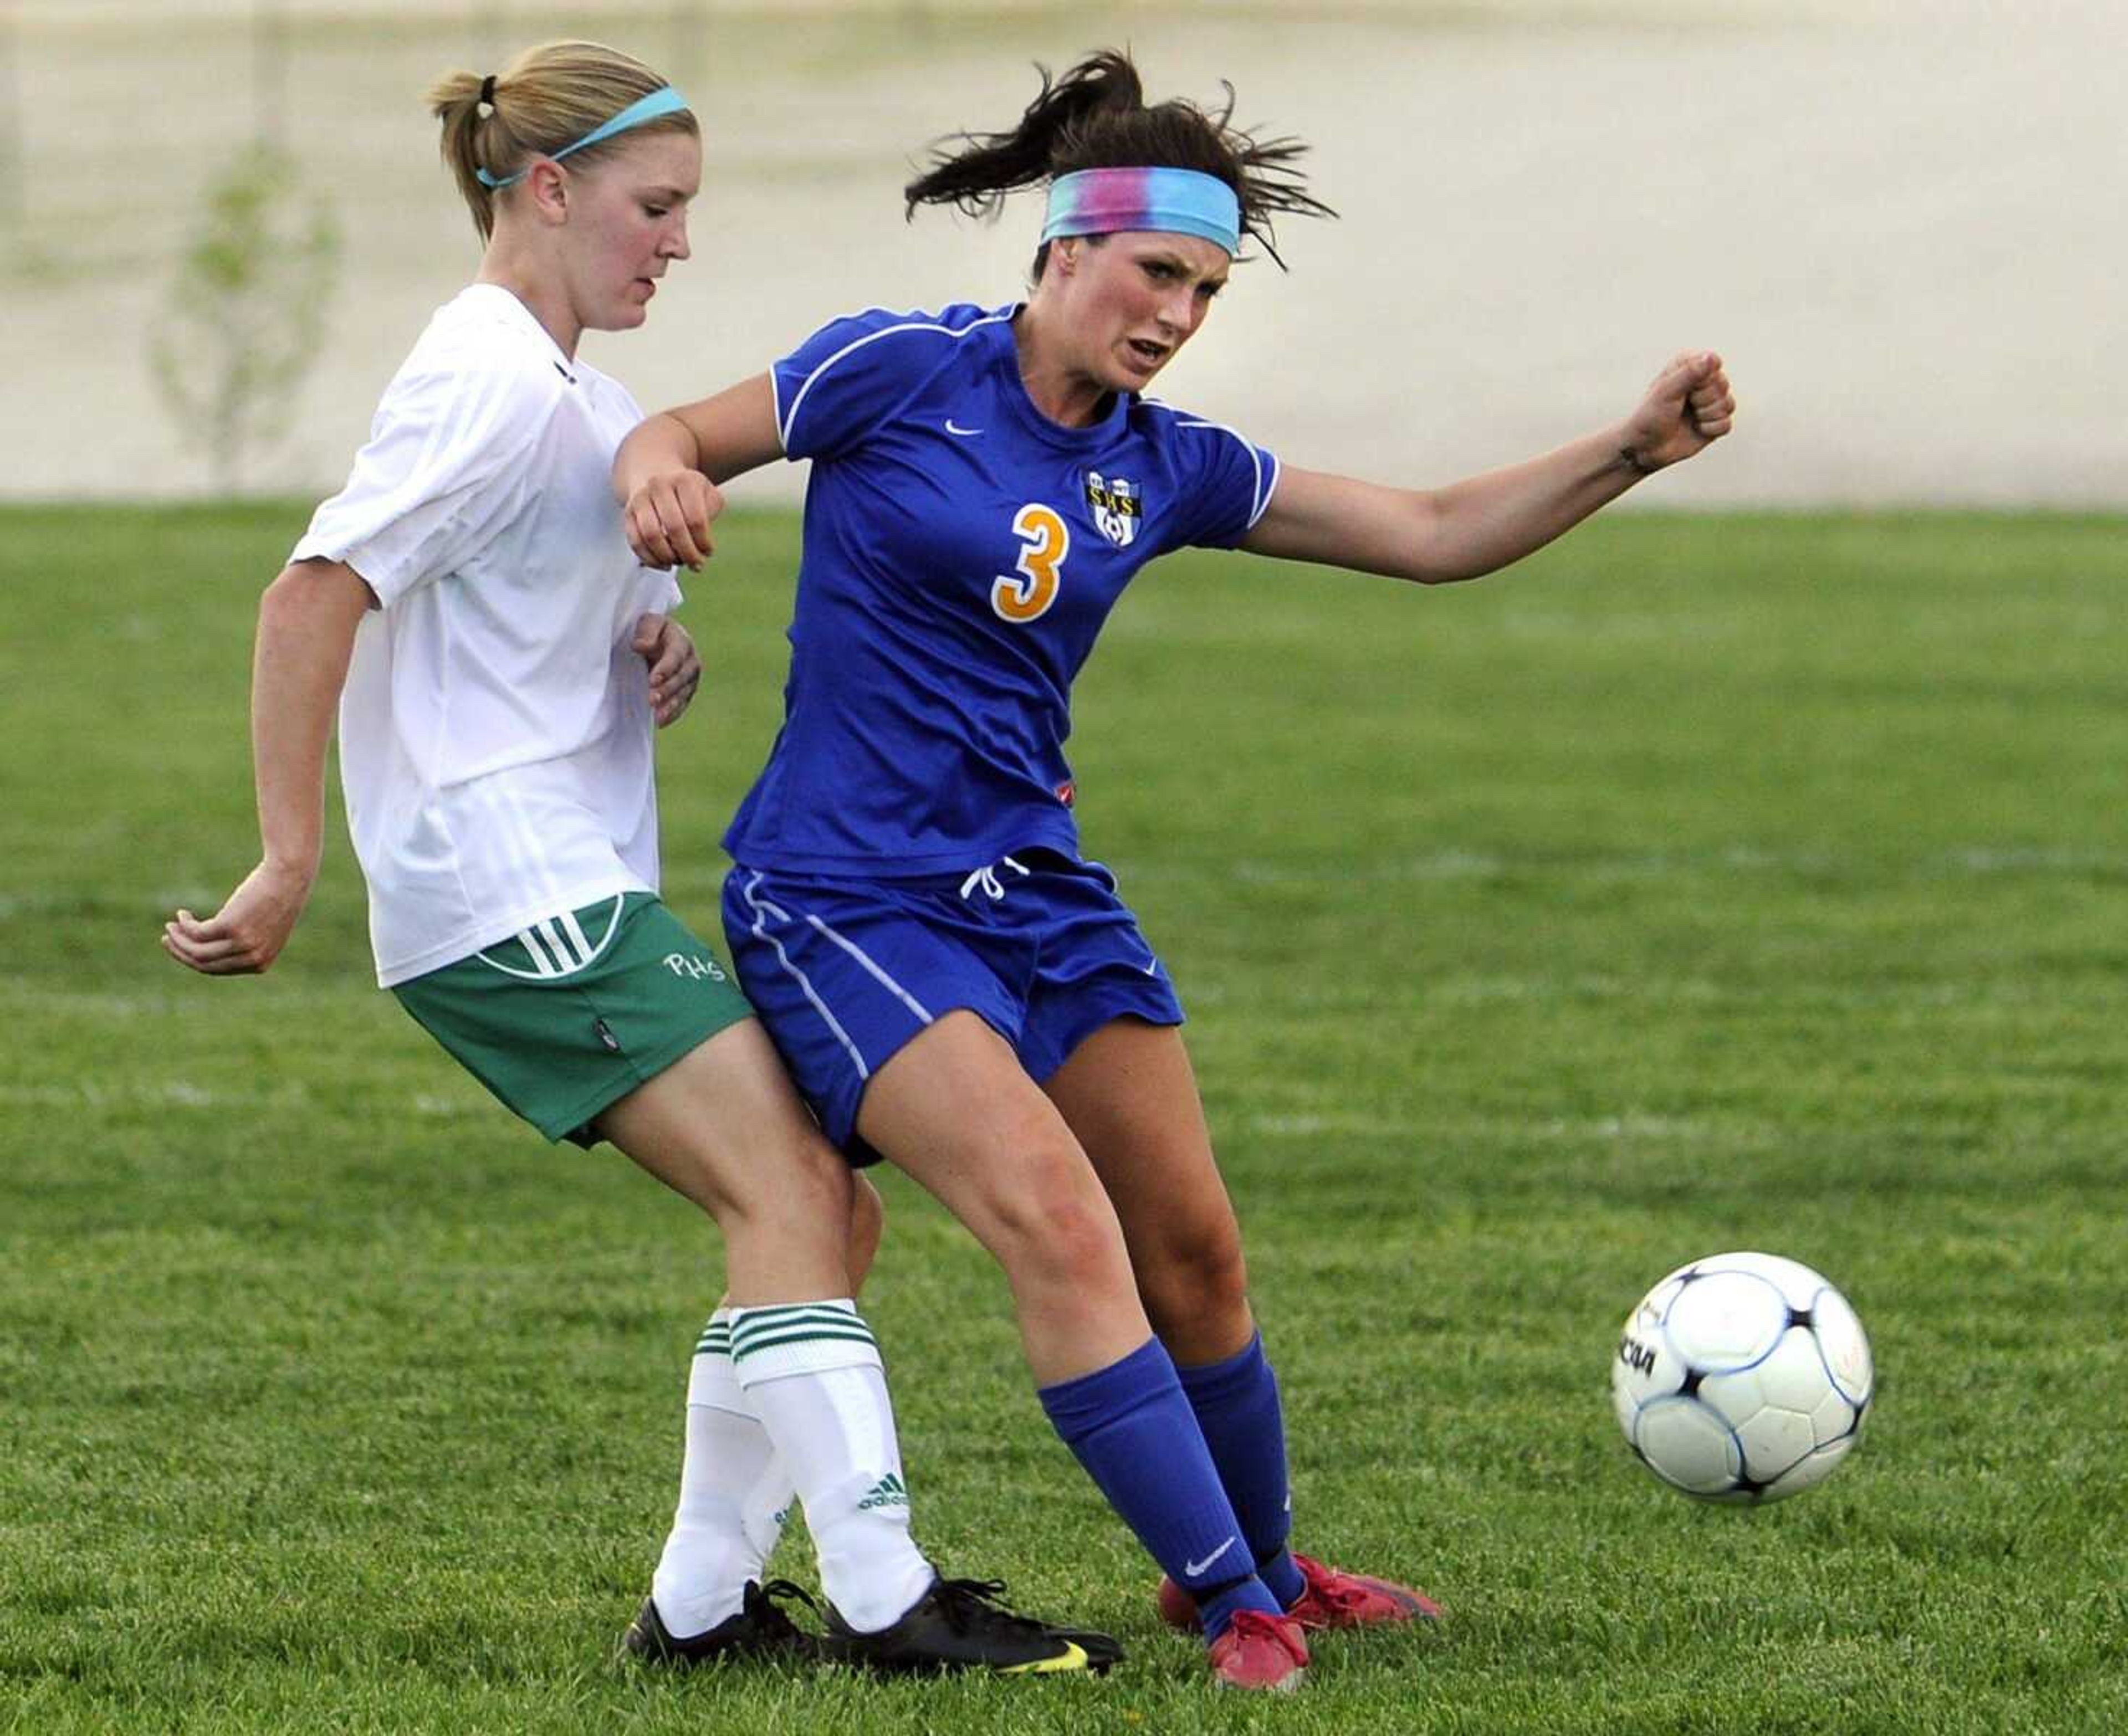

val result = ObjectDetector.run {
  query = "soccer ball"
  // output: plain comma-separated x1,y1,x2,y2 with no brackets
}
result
1612,1251,1874,1503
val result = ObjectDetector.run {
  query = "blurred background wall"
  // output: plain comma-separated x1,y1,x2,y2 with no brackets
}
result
1,0,2119,506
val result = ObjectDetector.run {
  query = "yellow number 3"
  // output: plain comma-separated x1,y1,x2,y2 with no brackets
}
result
991,504,1069,624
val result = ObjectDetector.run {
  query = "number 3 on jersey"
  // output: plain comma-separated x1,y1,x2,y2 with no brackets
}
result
991,504,1068,624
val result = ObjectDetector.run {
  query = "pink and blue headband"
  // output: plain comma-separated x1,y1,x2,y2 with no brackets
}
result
1040,167,1241,256
477,86,692,191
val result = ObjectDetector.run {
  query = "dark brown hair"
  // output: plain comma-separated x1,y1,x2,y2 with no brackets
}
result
428,40,697,242
903,49,1334,275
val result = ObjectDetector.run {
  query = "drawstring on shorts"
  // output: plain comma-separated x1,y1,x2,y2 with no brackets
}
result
958,856,1031,903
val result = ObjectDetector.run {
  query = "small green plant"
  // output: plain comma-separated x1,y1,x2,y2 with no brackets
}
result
150,142,340,493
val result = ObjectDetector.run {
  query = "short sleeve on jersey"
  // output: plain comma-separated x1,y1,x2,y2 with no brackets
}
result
1155,411,1281,552
294,352,559,606
772,304,1005,463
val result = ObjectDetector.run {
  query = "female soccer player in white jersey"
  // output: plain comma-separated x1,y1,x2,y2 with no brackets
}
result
614,49,1735,1691
162,40,1114,1679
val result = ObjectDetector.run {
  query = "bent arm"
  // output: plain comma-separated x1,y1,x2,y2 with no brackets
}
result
253,560,373,873
625,373,784,487
613,375,782,571
162,559,373,975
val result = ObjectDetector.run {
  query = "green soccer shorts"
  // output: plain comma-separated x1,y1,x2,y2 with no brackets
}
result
391,892,754,1146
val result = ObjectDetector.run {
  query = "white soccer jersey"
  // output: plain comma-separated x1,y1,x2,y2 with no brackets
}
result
294,284,681,987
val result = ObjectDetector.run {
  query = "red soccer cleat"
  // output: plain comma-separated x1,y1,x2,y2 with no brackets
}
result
1206,1610,1309,1691
1285,1553,1442,1629
1155,1573,1199,1631
1158,1554,1443,1633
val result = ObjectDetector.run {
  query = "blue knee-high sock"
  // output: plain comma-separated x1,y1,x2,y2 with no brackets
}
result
1040,1337,1283,1641
1176,1331,1307,1610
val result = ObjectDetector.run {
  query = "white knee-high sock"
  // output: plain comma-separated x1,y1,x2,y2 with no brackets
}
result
741,1445,796,1568
650,1309,796,1637
729,1298,935,1633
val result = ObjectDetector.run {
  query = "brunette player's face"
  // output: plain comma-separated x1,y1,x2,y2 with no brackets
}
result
564,131,700,332
1052,231,1230,391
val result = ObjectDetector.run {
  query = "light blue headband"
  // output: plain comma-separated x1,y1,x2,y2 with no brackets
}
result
1040,166,1242,256
476,86,691,191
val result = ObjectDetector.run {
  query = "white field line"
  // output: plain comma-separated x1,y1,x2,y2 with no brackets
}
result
0,1079,479,1115
1168,848,2128,886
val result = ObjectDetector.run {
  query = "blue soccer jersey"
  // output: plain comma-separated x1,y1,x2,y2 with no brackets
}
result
721,303,1279,877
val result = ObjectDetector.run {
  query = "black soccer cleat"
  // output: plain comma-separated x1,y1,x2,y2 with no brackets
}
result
621,1578,827,1667
825,1575,1122,1676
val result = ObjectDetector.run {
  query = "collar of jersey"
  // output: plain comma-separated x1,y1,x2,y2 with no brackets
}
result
461,282,579,383
990,304,1133,452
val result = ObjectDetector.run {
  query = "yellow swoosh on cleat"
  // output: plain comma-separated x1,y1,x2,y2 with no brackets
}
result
1001,1641,1092,1674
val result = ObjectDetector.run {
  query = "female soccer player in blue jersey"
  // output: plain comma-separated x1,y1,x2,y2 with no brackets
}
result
614,49,1735,1691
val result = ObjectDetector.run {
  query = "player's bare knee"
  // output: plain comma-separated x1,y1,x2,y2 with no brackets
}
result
670,1118,848,1229
750,1136,856,1233
1055,1208,1135,1298
715,1163,854,1281
993,1160,1130,1295
1144,1231,1250,1338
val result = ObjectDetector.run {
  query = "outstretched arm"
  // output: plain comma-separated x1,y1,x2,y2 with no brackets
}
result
1242,351,1735,584
162,559,374,975
613,373,784,572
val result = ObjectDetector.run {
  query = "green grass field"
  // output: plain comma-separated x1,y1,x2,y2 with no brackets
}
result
3,505,2124,1734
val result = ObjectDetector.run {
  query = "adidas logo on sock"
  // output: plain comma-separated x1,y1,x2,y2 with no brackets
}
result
857,1472,909,1512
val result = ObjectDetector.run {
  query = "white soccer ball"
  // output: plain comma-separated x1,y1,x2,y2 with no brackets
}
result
1612,1251,1874,1503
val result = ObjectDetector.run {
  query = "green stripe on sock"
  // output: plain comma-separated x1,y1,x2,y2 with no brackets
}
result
732,1327,872,1353
730,1327,880,1360
732,1304,861,1329
732,1320,876,1348
730,1310,867,1348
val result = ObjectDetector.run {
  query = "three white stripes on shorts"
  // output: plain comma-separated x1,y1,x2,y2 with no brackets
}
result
474,894,625,981
519,913,592,976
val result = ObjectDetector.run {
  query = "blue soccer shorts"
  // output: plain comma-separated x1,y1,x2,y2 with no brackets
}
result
721,847,1185,1161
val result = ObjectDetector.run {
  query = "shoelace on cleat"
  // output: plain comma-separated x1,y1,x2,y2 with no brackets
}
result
1315,1558,1419,1614
929,1578,1049,1639
1223,1609,1307,1663
1316,1580,1375,1613
751,1578,825,1638
1295,1556,1371,1610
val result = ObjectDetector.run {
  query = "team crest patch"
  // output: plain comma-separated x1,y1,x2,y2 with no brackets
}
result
1085,470,1142,548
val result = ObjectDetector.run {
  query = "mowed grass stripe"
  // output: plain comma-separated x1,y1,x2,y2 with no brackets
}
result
2,505,2123,1733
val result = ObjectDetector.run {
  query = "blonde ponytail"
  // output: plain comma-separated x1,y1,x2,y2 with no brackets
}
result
427,40,697,240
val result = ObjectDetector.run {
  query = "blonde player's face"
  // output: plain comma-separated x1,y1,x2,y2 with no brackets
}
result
1050,231,1230,392
566,131,702,332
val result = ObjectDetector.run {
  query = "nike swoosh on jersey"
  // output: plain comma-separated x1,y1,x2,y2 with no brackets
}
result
1184,1537,1237,1578
944,420,983,437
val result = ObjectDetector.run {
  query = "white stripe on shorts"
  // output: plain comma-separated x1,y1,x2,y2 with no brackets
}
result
557,908,597,967
516,924,562,977
575,895,626,966
740,873,871,1083
804,914,935,1026
537,917,579,971
475,894,629,982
